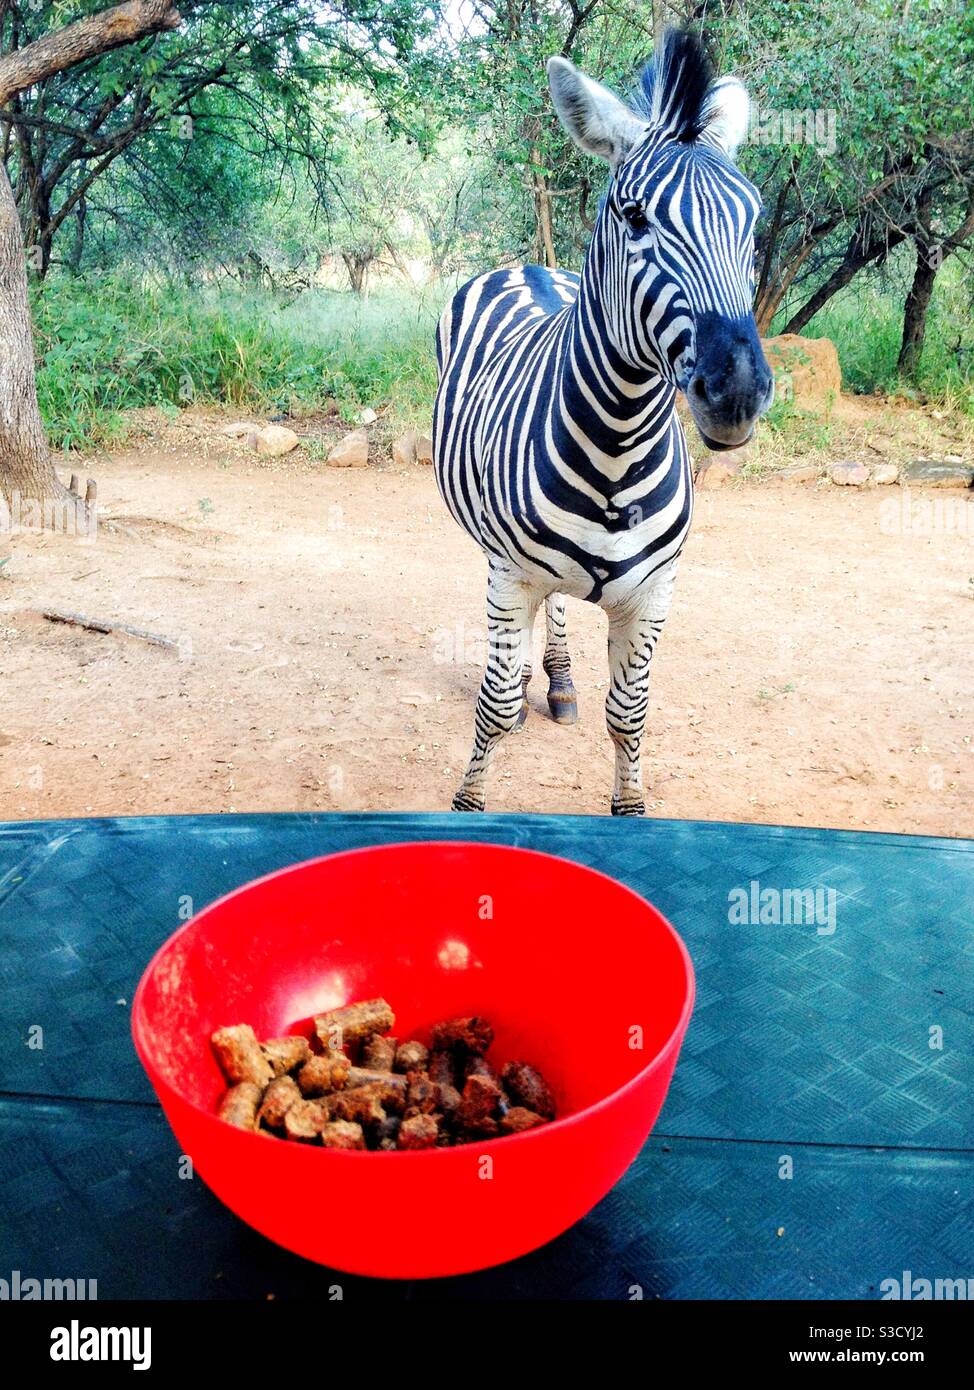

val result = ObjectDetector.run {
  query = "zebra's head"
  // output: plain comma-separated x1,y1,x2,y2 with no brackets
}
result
548,29,774,450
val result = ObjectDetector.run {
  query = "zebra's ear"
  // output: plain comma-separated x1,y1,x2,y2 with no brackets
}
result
547,57,647,167
702,76,750,161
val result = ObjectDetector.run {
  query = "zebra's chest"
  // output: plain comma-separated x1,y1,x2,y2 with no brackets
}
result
435,267,693,606
477,428,693,607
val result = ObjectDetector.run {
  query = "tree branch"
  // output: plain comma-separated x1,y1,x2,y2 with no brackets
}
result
0,1,181,106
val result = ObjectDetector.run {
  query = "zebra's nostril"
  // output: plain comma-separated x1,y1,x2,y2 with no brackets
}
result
690,376,708,404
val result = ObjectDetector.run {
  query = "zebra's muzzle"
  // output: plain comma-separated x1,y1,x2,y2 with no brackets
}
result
685,313,774,450
697,425,754,452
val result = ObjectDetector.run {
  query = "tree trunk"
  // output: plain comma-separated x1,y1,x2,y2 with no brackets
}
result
0,1,181,525
24,178,54,279
69,194,88,275
341,252,370,296
897,245,938,379
897,190,974,378
754,238,827,335
753,287,782,337
531,146,557,269
753,202,844,334
782,229,906,336
536,179,556,268
384,238,412,283
0,158,63,519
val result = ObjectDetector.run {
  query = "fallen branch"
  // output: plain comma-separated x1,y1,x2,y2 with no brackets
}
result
40,608,182,650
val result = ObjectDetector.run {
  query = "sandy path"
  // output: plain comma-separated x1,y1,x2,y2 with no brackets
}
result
1,447,971,834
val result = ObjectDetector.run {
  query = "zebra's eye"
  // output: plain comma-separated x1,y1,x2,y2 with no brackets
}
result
621,203,650,234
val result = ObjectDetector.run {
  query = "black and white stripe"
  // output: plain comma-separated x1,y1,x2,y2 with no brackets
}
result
434,30,769,814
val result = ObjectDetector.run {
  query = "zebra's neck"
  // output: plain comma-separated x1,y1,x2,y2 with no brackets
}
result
553,211,678,484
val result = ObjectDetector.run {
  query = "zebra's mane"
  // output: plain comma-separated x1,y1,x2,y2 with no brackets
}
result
631,28,714,144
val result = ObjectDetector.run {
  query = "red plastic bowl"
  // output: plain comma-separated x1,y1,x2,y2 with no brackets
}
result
132,841,694,1278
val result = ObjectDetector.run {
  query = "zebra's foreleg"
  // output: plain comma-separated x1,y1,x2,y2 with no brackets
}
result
514,626,533,732
452,571,540,811
543,593,578,725
604,578,674,816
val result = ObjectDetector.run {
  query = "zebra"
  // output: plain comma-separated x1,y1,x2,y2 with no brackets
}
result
433,29,773,816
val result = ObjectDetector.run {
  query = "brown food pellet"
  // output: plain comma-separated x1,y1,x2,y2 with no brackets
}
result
397,1113,439,1150
319,1121,366,1150
372,1078,408,1113
430,1016,494,1056
261,1035,312,1077
428,1050,457,1090
404,1070,439,1116
436,1082,462,1119
284,1098,331,1142
330,1083,395,1128
362,1034,398,1071
501,1061,556,1120
500,1106,546,1135
345,1066,408,1095
314,998,395,1052
394,1040,429,1073
258,1075,301,1130
213,1000,555,1149
219,1081,262,1130
427,1053,462,1118
457,1073,504,1133
464,1054,502,1087
455,1116,499,1142
297,1051,351,1097
211,1025,274,1087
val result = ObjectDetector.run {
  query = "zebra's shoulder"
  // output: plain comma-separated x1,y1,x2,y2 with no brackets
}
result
436,265,580,370
518,264,581,312
451,264,580,310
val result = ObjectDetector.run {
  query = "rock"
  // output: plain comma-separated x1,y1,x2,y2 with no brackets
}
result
254,424,300,456
900,458,973,489
415,434,434,466
358,407,378,426
762,334,841,411
771,464,822,484
829,461,870,487
219,421,256,438
326,430,369,469
392,429,417,467
695,456,742,489
871,463,899,486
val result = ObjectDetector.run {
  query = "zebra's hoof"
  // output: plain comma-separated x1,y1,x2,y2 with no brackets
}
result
611,798,645,817
547,691,578,725
452,791,485,813
512,700,529,732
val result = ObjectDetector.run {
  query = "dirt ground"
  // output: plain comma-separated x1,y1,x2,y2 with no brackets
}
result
1,418,972,835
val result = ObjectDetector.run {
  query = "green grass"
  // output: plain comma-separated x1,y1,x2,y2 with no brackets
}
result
30,257,974,454
31,274,441,451
278,290,441,428
763,391,836,451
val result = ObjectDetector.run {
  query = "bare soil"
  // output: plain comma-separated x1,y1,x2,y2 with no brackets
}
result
1,411,972,835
